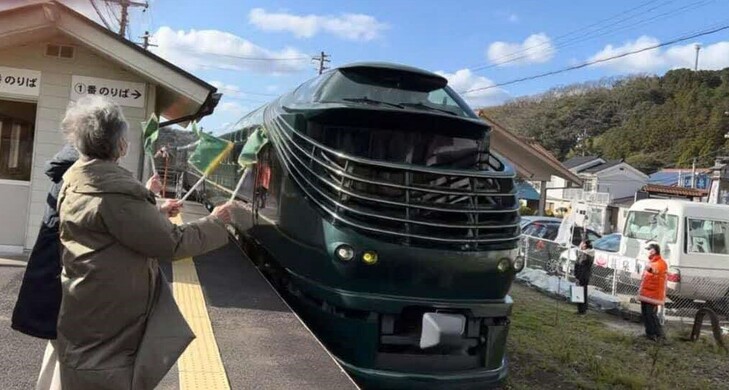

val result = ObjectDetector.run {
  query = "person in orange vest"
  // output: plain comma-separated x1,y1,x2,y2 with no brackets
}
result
638,243,668,341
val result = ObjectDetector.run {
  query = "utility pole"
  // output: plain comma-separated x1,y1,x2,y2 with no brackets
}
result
694,44,701,71
692,157,697,188
312,51,330,75
139,31,157,50
104,0,148,37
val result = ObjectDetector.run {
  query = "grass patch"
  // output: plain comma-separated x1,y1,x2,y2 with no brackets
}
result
503,284,728,390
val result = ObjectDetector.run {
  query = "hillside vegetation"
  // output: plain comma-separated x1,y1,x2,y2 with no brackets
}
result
481,68,729,173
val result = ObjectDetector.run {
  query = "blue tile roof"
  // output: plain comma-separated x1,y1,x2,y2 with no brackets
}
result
516,181,541,201
648,170,710,189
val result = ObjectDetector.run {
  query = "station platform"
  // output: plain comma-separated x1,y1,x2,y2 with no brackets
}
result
0,201,358,389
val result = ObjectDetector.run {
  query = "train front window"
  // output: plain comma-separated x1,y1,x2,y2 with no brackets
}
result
318,70,474,118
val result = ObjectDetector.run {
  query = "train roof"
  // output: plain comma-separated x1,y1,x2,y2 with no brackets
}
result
336,62,448,88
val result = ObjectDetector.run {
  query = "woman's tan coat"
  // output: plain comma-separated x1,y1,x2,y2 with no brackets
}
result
55,159,228,389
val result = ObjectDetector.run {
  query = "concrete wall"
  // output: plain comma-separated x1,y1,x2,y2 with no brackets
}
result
0,36,155,248
545,176,566,200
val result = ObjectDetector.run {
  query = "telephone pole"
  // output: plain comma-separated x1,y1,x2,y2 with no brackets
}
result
312,51,330,75
694,44,701,71
139,31,157,50
104,0,148,37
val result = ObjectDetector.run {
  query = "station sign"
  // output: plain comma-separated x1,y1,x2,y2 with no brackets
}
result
0,66,41,97
71,75,146,108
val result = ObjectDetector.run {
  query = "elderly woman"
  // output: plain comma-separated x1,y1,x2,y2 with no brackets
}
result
42,96,238,389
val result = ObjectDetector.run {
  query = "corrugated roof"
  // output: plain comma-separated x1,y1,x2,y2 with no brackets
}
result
582,159,624,174
641,184,708,197
563,156,600,169
648,169,711,189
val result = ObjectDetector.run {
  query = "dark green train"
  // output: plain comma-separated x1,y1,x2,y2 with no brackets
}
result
193,62,525,389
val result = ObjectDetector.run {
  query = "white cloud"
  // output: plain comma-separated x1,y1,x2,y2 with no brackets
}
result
588,36,729,73
150,27,308,74
436,69,510,108
248,8,387,41
219,101,249,116
487,33,555,66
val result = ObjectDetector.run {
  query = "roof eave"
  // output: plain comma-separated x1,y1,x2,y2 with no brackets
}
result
0,1,218,123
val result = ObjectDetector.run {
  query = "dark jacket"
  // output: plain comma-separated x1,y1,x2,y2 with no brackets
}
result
573,248,594,285
11,144,79,339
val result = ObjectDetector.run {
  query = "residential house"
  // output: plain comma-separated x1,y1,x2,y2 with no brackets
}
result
542,156,649,234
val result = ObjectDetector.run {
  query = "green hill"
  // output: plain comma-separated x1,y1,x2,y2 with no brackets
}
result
480,68,729,173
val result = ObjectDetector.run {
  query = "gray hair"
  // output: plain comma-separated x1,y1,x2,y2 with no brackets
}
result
61,96,128,160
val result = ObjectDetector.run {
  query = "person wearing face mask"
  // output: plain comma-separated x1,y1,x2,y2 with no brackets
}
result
638,242,668,341
36,96,243,390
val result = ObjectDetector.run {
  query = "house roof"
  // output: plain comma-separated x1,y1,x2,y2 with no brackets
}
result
478,112,582,185
582,159,624,174
641,184,708,198
563,155,600,169
0,1,219,125
648,169,711,188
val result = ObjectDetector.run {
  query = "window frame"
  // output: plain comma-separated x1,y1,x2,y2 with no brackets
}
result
684,217,729,256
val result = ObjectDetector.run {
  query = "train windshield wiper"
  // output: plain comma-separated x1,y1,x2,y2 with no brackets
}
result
398,102,458,116
341,97,404,109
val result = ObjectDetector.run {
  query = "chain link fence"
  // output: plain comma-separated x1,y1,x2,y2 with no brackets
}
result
518,235,729,341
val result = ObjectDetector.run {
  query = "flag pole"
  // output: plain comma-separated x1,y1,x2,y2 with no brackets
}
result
180,174,206,202
229,168,251,203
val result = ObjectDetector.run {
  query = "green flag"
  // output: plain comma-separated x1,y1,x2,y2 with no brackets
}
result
237,128,269,167
188,130,234,176
141,113,159,155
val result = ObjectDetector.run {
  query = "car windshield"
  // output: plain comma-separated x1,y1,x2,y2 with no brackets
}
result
624,211,678,243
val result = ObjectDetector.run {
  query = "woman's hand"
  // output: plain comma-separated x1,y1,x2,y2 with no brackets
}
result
146,174,163,195
160,199,182,218
211,201,247,224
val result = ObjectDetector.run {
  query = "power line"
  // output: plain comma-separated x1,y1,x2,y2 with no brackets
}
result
88,0,114,31
474,0,669,70
103,0,147,37
461,22,729,94
474,0,715,71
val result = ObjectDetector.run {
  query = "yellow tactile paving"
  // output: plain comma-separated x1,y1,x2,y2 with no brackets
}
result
170,214,231,390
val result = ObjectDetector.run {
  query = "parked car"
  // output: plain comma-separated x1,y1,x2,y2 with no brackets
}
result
559,233,621,279
521,216,601,274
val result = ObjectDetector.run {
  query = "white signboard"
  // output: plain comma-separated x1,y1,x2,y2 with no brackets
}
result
71,75,146,108
0,66,41,97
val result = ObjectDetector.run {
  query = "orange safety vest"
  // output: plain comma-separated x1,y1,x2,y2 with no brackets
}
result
638,254,668,305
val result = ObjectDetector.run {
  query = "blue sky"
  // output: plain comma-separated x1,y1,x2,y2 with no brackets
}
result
60,0,729,133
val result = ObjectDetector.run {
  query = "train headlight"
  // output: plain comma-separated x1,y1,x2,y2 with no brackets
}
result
335,245,355,262
362,251,378,265
513,255,525,273
497,258,511,272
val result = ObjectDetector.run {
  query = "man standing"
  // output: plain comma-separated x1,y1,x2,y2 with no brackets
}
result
638,243,668,341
